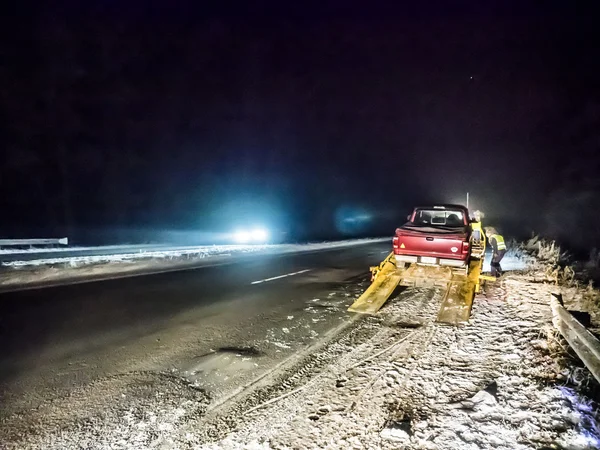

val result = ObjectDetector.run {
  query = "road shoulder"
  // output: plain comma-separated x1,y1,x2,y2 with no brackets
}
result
199,274,600,450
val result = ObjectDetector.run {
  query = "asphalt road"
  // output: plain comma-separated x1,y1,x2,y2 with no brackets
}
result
0,241,389,421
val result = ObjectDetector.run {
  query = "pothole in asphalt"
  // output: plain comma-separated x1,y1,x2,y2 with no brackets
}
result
183,346,265,388
217,346,263,356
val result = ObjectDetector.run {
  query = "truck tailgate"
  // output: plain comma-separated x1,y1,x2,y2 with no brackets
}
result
394,229,468,260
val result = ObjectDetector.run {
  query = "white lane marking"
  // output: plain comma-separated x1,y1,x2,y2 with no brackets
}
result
251,269,311,285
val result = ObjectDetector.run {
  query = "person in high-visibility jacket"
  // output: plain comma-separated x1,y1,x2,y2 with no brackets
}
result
485,227,506,277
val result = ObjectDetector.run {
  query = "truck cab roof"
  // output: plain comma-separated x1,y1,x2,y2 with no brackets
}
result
414,204,468,211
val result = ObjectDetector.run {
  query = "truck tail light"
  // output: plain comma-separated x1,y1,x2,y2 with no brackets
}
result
462,241,470,254
393,236,399,249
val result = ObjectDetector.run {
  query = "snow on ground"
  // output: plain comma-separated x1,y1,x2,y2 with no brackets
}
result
482,248,531,273
0,244,156,255
2,253,599,450
0,238,387,290
197,267,600,450
1,239,387,267
2,244,268,267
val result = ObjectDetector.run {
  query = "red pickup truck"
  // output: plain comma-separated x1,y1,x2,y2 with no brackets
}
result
393,205,472,268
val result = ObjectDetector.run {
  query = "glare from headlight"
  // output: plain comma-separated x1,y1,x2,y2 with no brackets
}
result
234,230,252,243
251,228,269,242
233,228,269,244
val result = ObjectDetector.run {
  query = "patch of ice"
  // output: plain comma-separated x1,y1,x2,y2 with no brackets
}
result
380,426,410,442
502,353,521,361
272,342,291,349
559,430,600,450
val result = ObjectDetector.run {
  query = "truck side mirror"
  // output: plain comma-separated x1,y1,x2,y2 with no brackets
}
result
406,215,411,221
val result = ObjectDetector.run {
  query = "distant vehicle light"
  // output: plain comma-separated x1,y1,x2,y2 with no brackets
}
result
251,228,269,242
233,228,269,244
234,230,252,243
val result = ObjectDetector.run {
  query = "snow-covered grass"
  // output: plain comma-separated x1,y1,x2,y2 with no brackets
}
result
583,248,600,292
518,235,600,317
516,235,581,287
0,244,154,255
1,239,388,268
520,234,567,265
0,238,389,291
2,244,267,267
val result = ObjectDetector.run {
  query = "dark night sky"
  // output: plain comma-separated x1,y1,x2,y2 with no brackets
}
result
1,2,600,248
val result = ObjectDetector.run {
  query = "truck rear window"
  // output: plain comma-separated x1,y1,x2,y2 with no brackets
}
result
412,209,465,227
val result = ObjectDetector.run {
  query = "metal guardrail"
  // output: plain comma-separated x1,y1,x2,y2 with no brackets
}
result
550,293,600,384
0,238,68,247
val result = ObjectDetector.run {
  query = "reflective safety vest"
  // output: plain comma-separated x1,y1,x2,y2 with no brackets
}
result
490,234,506,251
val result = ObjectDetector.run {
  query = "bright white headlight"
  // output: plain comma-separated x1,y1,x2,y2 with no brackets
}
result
234,230,252,243
251,228,269,242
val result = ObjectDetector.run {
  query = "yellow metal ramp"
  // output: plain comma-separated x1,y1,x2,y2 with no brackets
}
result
436,259,483,325
348,253,402,314
348,250,488,323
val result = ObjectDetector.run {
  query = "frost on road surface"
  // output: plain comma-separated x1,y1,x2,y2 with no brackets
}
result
1,257,599,449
